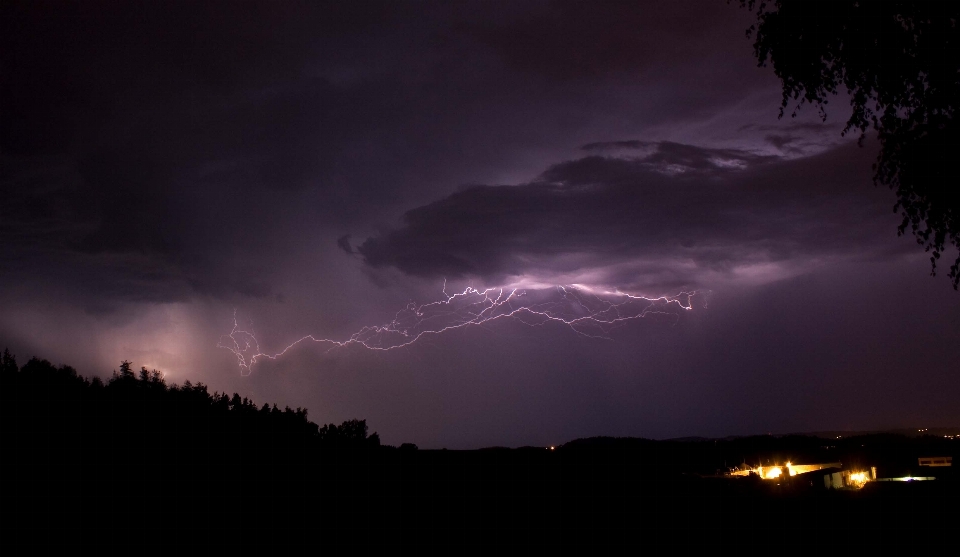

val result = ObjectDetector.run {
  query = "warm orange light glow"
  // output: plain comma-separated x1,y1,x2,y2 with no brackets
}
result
848,472,868,487
729,462,844,480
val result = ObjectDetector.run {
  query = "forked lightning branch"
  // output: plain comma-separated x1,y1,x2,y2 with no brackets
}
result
219,284,696,375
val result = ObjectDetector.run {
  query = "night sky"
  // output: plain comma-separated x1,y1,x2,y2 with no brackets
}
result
3,1,958,448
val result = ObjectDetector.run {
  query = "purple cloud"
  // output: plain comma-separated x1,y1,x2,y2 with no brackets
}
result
358,140,904,293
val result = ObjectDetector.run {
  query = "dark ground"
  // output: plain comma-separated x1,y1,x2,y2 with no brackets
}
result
2,355,956,550
6,436,957,550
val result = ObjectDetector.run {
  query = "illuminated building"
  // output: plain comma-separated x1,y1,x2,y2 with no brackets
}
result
728,462,840,479
727,462,877,489
918,456,952,467
822,468,876,489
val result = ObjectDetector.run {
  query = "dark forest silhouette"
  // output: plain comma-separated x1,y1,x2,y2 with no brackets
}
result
0,349,379,467
1,347,955,549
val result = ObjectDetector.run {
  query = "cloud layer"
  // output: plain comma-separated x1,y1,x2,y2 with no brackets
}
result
358,140,903,292
4,1,957,448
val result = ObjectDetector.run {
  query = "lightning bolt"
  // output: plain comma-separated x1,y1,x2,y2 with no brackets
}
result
219,284,697,376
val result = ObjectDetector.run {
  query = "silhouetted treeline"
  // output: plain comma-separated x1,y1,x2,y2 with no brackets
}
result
2,348,956,551
0,349,379,468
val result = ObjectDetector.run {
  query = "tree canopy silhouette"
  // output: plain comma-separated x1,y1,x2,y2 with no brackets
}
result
0,350,381,468
740,1,960,287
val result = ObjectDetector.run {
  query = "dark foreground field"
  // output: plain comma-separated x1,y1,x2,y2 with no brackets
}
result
3,355,956,550
7,438,957,550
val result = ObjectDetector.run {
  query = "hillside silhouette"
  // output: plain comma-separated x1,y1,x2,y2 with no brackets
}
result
1,348,956,550
1,350,379,469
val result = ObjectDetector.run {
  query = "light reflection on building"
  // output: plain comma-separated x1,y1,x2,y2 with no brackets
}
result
728,462,878,489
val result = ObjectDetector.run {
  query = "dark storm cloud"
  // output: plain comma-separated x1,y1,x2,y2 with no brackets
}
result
573,140,778,171
471,1,743,80
581,140,648,151
738,121,849,155
0,0,421,305
2,0,769,309
4,0,958,449
358,140,902,291
337,235,355,255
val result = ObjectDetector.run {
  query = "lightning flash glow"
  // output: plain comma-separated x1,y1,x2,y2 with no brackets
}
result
219,284,696,375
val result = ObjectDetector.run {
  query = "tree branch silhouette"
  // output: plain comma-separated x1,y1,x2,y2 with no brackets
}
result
739,1,960,287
